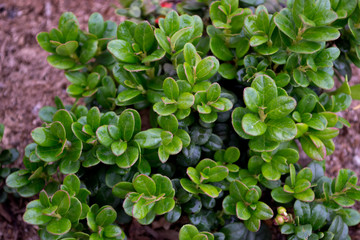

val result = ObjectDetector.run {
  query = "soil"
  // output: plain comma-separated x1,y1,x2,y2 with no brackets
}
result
0,0,359,239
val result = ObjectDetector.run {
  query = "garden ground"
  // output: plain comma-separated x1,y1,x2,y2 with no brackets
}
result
0,0,359,239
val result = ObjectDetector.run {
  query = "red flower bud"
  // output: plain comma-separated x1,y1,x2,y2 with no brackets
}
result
277,206,287,216
274,215,285,226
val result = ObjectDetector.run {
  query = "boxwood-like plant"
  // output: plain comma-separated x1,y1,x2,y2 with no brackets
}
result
7,0,360,239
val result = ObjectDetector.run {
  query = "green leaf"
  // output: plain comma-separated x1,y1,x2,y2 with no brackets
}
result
295,224,312,240
152,174,174,197
153,102,177,116
184,43,197,66
328,216,348,240
196,56,219,81
252,75,277,106
123,64,151,72
199,184,220,198
178,92,195,109
288,41,322,54
311,204,328,230
171,27,194,51
232,107,254,139
111,141,127,156
242,113,267,136
96,126,113,147
104,225,124,238
293,69,310,87
280,224,295,235
95,206,117,226
266,96,296,119
18,179,45,198
208,166,229,182
158,115,178,134
266,118,297,142
207,83,221,103
142,49,166,63
164,11,180,36
236,201,251,220
300,135,326,161
293,188,315,202
274,9,296,40
37,32,55,53
31,127,60,147
271,187,294,203
62,19,78,42
117,20,136,43
113,182,135,198
53,110,73,139
292,0,314,27
65,197,82,223
134,128,162,148
183,62,195,85
335,169,349,193
245,188,260,204
306,70,334,90
88,12,104,37
179,224,199,240
56,41,78,56
119,110,135,141
115,146,139,168
117,89,142,102
294,179,311,193
108,39,139,63
180,178,199,194
249,35,268,47
222,196,237,215
229,180,248,201
210,36,233,61
133,174,156,196
163,77,179,100
6,170,30,188
79,39,98,64
134,22,155,52
46,218,71,235
155,29,171,54
23,207,52,225
262,163,281,181
350,84,360,100
87,107,101,131
224,147,240,163
254,201,273,220
187,167,201,184
47,55,75,70
218,63,237,80
338,209,360,227
154,197,175,215
63,174,80,195
163,135,183,155
244,216,260,232
302,27,340,41
52,190,71,215
243,87,260,112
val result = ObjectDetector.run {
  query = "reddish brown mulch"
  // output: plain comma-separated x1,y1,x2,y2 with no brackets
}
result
0,0,360,239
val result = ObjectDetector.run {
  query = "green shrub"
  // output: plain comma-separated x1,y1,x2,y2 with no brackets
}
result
6,0,360,239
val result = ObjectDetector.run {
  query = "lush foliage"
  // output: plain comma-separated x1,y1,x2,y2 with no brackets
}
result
5,0,360,239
